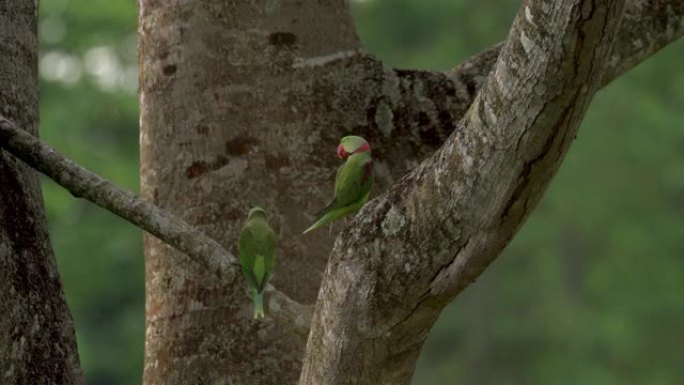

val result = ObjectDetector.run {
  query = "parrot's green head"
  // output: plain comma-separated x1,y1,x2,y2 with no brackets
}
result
337,135,370,159
247,206,268,219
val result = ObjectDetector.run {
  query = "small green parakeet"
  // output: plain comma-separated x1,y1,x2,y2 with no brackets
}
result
238,207,277,319
303,135,373,234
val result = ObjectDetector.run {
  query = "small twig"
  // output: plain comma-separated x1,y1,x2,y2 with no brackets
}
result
0,115,312,335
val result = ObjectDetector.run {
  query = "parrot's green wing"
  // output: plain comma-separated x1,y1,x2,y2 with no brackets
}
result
304,154,372,234
313,165,344,217
238,225,259,290
260,225,276,290
334,154,371,208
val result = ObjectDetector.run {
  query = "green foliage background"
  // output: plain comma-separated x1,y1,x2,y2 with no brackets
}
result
38,0,683,383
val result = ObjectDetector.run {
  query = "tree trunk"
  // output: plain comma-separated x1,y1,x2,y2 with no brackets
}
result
138,1,360,383
0,1,82,383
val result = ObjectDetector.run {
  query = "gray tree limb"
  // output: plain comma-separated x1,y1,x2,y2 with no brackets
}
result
300,0,628,384
0,115,312,335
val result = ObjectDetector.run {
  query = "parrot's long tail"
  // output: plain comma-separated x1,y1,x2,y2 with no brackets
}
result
253,290,265,319
303,213,333,234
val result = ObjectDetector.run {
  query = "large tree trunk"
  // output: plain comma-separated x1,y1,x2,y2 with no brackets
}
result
138,1,360,383
0,1,82,383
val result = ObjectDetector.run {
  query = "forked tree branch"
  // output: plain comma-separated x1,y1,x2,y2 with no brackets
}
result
0,115,312,335
300,0,628,384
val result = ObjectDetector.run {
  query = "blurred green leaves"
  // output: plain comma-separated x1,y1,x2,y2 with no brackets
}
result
39,1,142,384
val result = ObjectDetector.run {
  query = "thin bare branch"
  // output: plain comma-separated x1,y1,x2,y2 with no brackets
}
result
0,115,312,334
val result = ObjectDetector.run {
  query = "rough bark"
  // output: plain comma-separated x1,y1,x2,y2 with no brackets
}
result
0,1,83,383
299,0,627,384
138,1,360,383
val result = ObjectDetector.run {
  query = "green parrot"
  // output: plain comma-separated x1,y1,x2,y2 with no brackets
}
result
303,135,373,234
238,207,277,319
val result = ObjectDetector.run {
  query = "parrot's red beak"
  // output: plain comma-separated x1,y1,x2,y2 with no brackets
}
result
336,144,347,159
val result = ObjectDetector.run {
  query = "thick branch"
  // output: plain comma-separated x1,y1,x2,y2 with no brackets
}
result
0,115,311,334
300,1,627,384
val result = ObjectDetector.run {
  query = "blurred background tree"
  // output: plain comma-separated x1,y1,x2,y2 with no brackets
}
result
39,1,141,383
38,0,683,384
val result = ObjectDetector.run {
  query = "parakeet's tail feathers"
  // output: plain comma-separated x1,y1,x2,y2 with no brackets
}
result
303,213,333,234
253,290,265,319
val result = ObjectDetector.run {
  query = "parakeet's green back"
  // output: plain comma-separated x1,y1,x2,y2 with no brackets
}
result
238,215,276,292
333,152,372,208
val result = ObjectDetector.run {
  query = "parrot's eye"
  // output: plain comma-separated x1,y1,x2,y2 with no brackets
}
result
336,144,347,159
